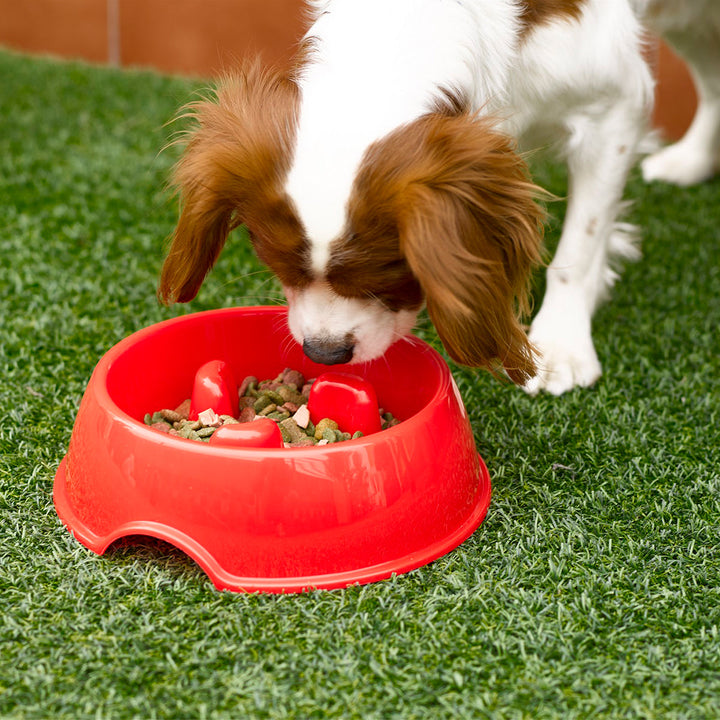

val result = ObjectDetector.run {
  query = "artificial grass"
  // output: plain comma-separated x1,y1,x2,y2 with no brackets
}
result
1,47,719,719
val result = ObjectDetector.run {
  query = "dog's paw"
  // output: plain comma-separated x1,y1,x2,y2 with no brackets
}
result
523,316,601,396
641,142,718,187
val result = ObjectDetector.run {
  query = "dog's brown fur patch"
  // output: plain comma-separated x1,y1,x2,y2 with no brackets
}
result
519,0,586,34
158,61,310,304
333,111,546,384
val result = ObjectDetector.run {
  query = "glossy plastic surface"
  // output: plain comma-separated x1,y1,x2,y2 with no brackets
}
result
53,306,491,593
308,372,382,436
189,359,238,420
209,418,284,449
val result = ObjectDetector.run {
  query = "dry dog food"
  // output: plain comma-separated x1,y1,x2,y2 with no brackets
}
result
144,367,399,447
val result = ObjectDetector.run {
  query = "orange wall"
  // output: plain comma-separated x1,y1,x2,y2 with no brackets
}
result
0,0,110,64
0,0,697,140
0,0,308,74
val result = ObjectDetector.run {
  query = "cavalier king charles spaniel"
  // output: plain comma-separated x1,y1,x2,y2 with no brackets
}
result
158,0,716,395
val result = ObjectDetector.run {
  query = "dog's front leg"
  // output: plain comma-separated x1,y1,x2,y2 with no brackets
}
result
525,103,646,396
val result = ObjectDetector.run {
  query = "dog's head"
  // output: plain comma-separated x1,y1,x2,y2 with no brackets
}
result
159,63,544,383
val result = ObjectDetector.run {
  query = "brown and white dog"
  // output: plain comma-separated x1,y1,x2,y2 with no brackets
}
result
158,1,713,395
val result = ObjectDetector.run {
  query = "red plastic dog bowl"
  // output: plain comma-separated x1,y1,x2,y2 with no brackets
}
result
53,306,490,593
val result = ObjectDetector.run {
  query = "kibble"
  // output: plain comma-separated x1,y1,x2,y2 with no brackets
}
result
293,404,310,428
258,403,278,416
279,417,307,444
314,418,339,441
238,406,256,423
198,408,222,427
144,367,398,448
159,408,183,423
238,375,257,397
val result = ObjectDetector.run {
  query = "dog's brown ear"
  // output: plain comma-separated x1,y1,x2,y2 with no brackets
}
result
158,61,299,304
358,111,545,383
403,187,540,383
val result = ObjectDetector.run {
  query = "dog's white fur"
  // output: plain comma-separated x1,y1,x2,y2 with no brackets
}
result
286,0,653,394
642,0,720,186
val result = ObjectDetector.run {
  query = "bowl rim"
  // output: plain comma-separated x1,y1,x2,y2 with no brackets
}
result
94,305,457,455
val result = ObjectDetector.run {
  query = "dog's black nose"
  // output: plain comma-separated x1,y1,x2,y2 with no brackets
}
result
303,337,354,365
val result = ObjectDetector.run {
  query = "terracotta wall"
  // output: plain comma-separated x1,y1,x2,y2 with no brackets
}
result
0,0,697,140
0,0,308,74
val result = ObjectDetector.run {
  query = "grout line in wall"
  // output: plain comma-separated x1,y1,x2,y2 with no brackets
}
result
107,0,121,66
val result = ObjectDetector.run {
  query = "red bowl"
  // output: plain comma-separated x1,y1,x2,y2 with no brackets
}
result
53,306,490,592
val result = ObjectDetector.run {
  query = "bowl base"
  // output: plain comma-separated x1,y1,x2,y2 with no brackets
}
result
53,455,491,593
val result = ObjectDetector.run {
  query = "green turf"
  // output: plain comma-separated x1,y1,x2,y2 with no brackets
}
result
1,48,719,719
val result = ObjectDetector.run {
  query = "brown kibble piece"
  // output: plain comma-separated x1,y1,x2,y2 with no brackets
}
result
283,369,305,389
238,375,258,397
159,408,183,423
238,406,256,423
174,399,191,420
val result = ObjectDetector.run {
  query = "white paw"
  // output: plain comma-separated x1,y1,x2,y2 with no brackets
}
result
641,142,718,187
523,317,602,396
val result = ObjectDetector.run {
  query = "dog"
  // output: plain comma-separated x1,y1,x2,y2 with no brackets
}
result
159,0,662,395
642,0,720,186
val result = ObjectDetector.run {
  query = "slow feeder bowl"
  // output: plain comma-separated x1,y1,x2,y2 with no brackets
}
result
54,306,490,592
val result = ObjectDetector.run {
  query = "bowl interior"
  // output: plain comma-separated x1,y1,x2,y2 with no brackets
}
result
104,307,444,430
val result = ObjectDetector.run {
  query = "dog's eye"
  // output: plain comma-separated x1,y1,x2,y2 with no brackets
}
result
372,279,424,312
327,237,423,311
329,268,422,312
